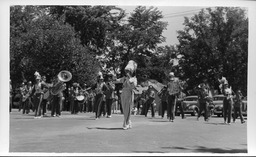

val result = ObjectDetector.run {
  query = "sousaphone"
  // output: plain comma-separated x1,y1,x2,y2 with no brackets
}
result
50,70,72,95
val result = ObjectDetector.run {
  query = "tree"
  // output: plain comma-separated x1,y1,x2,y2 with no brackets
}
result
49,6,168,83
10,6,99,87
135,45,179,84
10,6,44,85
49,6,126,56
115,6,168,80
49,6,127,79
176,7,248,95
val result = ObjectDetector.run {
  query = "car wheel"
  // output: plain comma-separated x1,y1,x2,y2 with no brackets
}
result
191,109,198,116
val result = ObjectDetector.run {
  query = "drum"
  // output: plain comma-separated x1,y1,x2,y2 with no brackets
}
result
76,95,85,102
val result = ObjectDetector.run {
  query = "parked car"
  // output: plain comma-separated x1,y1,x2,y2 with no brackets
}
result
213,95,225,117
176,95,199,116
213,95,247,117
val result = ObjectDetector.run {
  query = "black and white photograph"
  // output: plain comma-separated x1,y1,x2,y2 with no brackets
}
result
1,0,256,156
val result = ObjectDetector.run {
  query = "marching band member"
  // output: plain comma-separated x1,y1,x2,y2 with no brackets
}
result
92,73,107,119
158,86,168,119
41,76,49,116
166,72,182,122
219,77,234,124
51,76,66,117
175,91,186,119
233,89,245,124
196,78,211,121
69,85,75,114
78,86,84,113
32,72,49,119
82,84,89,113
87,88,95,113
26,81,34,113
19,82,26,112
76,83,84,114
114,60,137,130
104,73,115,118
22,81,34,114
139,90,147,115
73,83,80,114
21,82,30,114
144,85,156,118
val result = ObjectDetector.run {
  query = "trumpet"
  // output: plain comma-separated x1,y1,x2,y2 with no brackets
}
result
50,70,72,95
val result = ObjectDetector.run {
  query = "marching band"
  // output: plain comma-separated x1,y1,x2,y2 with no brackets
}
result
10,64,246,127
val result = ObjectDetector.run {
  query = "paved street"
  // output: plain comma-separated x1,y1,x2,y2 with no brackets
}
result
9,109,247,154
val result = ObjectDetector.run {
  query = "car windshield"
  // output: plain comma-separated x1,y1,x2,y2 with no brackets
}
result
213,97,225,101
184,97,197,101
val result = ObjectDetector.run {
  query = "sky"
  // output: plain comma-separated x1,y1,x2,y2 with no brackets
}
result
119,6,206,46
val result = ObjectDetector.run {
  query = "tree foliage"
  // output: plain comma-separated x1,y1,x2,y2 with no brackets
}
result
10,5,247,95
49,6,126,55
177,7,248,94
10,6,99,87
116,6,168,80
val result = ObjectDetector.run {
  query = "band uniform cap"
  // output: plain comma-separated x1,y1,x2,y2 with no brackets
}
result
73,83,78,87
169,72,175,77
125,60,137,73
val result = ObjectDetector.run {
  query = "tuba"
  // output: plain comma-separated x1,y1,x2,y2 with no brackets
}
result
50,70,72,95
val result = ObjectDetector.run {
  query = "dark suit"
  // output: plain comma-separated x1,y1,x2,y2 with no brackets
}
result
51,91,63,116
233,93,245,123
92,82,107,118
145,89,156,117
104,82,115,117
196,83,210,121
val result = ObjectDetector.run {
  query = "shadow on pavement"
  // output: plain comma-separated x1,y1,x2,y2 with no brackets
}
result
162,146,189,150
150,120,172,122
132,150,164,153
161,146,247,153
193,146,247,153
87,127,123,130
204,122,235,125
75,117,97,120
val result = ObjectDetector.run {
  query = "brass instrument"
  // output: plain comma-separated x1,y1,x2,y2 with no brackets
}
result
50,70,72,95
